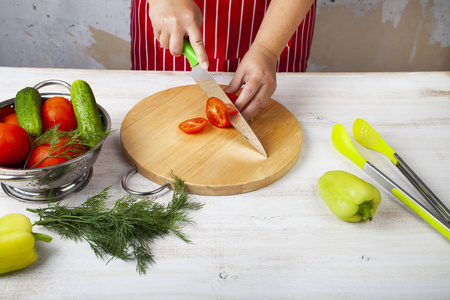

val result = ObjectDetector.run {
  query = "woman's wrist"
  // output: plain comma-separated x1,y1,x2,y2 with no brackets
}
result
247,43,279,68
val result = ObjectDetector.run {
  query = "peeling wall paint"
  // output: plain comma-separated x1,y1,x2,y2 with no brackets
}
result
84,26,130,70
309,0,450,71
0,0,448,71
0,0,131,69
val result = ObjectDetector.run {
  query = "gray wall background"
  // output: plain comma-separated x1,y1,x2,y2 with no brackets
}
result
1,0,449,71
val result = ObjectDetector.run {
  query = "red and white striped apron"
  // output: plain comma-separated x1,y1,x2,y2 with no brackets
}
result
131,0,316,72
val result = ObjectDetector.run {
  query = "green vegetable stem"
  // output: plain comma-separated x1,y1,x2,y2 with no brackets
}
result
318,170,382,222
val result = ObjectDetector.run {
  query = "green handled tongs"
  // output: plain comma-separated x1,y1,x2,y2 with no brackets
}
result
331,123,450,240
352,118,450,224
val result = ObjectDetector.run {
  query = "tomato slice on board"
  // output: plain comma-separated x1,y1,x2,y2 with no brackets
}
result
179,117,208,134
206,97,232,128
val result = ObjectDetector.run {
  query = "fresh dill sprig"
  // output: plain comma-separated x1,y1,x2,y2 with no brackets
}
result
26,173,203,275
24,125,113,168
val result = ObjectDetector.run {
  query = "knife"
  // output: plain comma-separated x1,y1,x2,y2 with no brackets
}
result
182,38,267,157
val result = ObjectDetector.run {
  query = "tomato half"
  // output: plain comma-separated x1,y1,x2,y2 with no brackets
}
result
27,136,86,169
0,123,31,166
1,113,19,125
41,96,77,132
179,117,208,134
225,92,239,116
225,103,238,116
206,97,232,128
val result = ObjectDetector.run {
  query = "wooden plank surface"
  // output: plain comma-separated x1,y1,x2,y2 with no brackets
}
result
120,84,302,195
0,68,449,300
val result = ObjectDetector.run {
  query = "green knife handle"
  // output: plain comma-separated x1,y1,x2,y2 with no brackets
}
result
392,188,450,240
182,38,199,68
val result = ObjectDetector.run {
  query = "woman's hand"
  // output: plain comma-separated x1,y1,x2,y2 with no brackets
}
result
224,44,277,121
224,0,314,121
147,0,208,69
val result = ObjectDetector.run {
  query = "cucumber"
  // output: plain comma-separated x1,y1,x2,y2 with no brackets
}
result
15,87,42,137
70,80,104,148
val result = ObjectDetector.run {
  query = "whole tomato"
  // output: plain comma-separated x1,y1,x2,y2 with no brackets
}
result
1,113,19,125
41,97,77,132
0,123,31,166
27,136,86,169
57,136,86,158
27,145,68,168
0,106,15,120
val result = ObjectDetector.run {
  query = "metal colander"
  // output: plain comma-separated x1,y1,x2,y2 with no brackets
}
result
0,80,111,202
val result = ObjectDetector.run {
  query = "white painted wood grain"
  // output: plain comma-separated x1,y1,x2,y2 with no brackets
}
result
1,68,449,300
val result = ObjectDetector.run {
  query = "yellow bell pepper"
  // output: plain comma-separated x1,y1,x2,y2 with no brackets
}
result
318,171,382,222
0,213,52,275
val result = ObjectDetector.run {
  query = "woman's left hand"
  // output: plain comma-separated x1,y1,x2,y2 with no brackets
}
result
224,44,278,121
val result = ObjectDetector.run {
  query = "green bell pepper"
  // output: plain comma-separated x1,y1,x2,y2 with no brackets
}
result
318,171,382,222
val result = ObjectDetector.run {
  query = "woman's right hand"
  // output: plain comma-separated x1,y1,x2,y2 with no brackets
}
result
147,0,209,69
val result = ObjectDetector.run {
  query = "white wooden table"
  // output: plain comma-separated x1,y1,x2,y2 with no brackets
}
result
1,67,449,299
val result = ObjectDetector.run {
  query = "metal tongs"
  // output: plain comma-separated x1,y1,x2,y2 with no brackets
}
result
352,118,450,223
331,120,450,240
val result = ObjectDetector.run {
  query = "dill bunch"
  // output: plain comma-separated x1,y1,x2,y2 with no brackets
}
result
26,173,203,275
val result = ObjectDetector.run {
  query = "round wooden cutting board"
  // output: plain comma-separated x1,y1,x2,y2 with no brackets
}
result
120,85,302,196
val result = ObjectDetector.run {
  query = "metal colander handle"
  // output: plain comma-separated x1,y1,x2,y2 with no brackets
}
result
33,79,71,91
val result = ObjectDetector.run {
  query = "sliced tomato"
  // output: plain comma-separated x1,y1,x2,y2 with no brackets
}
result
206,97,232,128
179,117,208,134
225,92,239,116
225,103,238,116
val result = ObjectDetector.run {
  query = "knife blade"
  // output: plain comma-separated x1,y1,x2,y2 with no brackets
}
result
182,38,267,157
